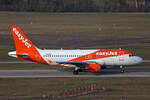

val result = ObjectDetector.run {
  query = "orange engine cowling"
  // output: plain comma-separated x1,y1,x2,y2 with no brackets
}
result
85,64,101,73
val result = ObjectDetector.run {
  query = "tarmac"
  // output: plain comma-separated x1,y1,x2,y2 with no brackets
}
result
0,69,150,78
0,61,149,78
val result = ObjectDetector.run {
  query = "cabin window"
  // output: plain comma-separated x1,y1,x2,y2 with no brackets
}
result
129,54,136,57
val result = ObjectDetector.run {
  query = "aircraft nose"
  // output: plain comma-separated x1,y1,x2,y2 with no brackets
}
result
135,56,143,64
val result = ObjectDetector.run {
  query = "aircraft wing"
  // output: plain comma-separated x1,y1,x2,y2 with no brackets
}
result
56,61,101,73
56,61,97,65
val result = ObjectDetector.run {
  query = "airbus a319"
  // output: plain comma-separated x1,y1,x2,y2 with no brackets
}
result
8,26,143,75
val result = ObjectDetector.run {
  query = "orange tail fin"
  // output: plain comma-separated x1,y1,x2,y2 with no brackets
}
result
10,26,36,53
10,26,48,64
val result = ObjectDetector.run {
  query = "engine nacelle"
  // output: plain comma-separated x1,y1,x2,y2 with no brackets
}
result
85,63,101,73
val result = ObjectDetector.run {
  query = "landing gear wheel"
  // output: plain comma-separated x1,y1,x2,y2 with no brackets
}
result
73,70,79,75
120,65,125,73
120,69,125,73
73,67,80,75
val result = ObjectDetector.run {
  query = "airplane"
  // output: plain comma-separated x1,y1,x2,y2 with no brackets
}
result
8,26,143,75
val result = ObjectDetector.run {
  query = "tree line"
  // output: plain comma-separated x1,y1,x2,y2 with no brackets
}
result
0,0,149,12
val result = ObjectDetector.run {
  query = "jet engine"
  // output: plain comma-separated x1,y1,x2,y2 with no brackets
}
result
85,63,101,73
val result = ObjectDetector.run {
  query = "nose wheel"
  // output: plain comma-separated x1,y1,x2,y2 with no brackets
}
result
120,65,125,73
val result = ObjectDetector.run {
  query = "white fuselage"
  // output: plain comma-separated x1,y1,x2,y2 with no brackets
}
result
38,49,143,66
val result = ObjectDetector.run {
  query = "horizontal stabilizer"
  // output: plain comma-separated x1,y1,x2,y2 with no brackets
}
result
18,54,28,58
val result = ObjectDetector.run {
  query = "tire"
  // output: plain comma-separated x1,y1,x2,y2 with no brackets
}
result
73,70,79,75
120,70,124,73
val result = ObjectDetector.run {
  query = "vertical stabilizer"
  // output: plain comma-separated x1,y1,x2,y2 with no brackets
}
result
10,26,36,54
10,26,48,64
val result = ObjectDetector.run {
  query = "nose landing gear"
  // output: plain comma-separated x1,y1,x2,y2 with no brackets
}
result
120,65,125,73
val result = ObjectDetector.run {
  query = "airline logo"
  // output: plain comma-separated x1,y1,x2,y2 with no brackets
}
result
96,51,118,56
13,28,31,48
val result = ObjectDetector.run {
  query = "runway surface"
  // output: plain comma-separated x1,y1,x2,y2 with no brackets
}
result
0,61,34,63
0,69,150,78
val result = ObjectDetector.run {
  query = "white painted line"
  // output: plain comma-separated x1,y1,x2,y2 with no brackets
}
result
0,61,34,64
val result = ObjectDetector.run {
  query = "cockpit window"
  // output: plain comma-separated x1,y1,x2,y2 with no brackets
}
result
129,54,136,57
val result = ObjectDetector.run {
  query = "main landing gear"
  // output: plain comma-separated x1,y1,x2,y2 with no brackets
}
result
73,70,79,75
73,67,79,75
73,67,83,75
120,65,125,73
